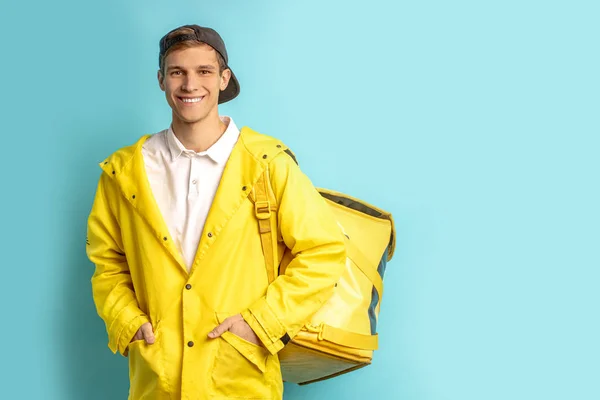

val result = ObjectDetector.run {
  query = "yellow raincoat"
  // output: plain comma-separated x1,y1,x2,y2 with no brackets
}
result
86,127,346,399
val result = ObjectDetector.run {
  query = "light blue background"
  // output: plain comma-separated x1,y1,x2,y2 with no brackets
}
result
0,0,597,399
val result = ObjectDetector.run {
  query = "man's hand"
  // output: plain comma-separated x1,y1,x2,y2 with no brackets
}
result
208,314,263,347
131,322,155,345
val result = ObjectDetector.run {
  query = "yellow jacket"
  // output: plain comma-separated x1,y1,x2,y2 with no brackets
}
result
86,127,346,399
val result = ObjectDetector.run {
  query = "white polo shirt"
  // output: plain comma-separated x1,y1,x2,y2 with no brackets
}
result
141,116,240,270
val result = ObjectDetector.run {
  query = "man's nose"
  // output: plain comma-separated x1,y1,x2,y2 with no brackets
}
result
181,75,198,92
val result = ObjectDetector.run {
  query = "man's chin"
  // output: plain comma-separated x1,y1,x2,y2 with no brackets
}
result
173,113,208,125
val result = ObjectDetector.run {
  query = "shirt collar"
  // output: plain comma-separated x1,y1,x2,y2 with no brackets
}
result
166,116,240,165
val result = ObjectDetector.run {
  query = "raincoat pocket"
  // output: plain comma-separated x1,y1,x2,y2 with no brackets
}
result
128,325,170,398
221,331,269,372
211,313,273,398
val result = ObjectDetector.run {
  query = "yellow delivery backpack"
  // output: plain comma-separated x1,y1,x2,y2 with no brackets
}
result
250,155,396,385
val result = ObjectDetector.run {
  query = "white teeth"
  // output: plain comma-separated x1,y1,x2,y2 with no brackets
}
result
181,97,202,103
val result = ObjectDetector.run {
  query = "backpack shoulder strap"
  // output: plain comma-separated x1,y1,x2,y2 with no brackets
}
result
249,166,279,283
244,131,298,284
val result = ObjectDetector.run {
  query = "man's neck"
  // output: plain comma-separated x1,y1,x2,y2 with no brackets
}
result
171,111,228,153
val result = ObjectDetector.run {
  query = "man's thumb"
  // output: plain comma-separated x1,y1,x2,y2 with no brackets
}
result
208,317,235,339
141,323,155,344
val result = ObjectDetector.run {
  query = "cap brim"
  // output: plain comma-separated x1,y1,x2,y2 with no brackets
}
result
218,69,240,104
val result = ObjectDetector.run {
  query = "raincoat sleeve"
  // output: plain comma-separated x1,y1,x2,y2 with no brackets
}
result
86,173,149,356
241,152,346,355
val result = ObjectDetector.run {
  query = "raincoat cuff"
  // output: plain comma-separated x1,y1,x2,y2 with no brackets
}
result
241,303,287,355
112,313,149,357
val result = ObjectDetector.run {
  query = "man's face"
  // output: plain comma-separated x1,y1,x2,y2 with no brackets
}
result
158,45,231,125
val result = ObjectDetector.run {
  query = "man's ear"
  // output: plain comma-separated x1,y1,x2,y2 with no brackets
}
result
220,69,232,91
157,70,165,91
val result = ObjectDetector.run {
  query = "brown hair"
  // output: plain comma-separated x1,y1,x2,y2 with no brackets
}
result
159,27,227,75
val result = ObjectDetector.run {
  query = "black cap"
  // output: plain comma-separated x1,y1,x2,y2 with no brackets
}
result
159,25,240,104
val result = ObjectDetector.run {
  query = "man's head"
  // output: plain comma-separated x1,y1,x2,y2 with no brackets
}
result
157,25,240,125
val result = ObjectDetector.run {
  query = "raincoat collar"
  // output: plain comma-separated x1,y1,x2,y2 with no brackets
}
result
99,126,285,275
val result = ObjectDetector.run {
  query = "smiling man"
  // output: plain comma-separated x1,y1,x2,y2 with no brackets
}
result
86,25,346,399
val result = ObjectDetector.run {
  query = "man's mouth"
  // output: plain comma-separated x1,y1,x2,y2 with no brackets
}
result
178,96,204,104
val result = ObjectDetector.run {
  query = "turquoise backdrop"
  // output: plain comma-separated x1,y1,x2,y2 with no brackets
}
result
0,1,598,399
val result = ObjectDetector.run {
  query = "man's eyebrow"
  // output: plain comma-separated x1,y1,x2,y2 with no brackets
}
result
167,65,216,71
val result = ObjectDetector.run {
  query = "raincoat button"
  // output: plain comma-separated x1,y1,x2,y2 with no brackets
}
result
132,195,136,199
104,162,108,165
207,232,213,238
188,341,194,347
163,237,167,241
112,171,115,175
277,145,282,148
242,186,247,191
262,154,267,159
185,284,192,290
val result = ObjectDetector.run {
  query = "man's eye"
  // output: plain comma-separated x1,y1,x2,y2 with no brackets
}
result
200,70,210,75
171,71,182,76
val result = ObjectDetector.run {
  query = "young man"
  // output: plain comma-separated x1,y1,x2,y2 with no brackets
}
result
86,24,346,399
